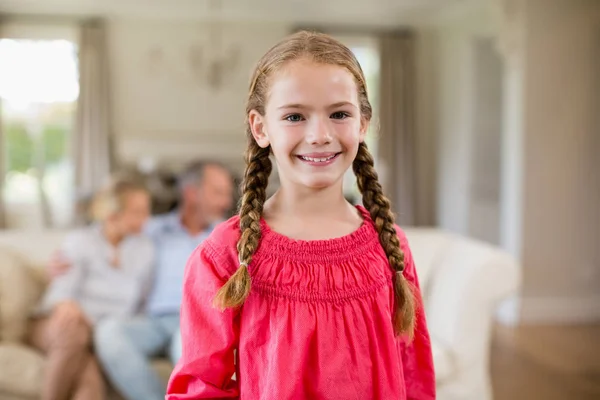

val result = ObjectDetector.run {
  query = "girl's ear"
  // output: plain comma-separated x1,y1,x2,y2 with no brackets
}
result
249,110,270,148
359,117,370,143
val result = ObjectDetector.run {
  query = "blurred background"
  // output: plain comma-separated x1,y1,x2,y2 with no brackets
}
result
0,0,598,399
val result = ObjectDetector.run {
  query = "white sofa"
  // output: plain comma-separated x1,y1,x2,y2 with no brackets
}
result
0,227,520,400
0,230,172,400
407,228,520,400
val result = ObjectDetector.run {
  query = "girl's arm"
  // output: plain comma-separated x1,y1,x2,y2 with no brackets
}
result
397,228,437,400
166,241,240,399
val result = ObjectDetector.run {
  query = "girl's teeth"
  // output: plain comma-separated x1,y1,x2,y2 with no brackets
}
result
302,155,335,162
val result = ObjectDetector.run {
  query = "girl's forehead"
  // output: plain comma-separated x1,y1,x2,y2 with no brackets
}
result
267,60,359,107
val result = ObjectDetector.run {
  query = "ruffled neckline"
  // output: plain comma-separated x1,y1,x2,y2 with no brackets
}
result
255,205,380,263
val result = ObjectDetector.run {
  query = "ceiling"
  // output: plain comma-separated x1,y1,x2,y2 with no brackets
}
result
0,0,466,27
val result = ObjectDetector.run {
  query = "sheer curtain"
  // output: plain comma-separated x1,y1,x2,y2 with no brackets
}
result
0,19,6,229
0,101,5,230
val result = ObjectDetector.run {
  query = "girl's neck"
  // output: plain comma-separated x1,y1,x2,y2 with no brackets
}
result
263,183,362,240
268,183,348,215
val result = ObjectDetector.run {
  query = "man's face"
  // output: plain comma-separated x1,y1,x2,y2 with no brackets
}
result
187,165,234,224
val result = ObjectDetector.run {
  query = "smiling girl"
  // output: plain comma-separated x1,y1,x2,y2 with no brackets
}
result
166,31,435,400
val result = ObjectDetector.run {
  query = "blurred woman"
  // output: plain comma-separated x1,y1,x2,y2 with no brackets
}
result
29,179,155,400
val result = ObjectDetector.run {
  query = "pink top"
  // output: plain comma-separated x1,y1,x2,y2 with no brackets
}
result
166,206,436,400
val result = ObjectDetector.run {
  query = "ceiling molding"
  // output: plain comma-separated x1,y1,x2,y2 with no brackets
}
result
0,0,464,27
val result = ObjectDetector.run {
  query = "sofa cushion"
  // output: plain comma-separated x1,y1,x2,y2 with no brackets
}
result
404,229,452,294
0,343,44,398
0,248,41,343
431,337,455,384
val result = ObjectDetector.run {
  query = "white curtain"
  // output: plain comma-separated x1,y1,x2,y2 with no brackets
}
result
0,103,5,230
73,18,113,223
0,19,6,229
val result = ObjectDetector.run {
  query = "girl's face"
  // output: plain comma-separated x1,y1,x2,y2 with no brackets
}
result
249,58,368,193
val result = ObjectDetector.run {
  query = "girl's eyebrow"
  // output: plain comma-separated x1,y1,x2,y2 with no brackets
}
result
277,103,308,110
277,101,356,110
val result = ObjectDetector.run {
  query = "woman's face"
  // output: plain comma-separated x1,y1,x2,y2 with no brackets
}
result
114,190,151,235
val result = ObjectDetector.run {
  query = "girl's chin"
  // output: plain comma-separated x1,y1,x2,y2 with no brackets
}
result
296,175,344,191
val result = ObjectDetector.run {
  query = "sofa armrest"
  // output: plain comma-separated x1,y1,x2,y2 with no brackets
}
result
424,236,520,377
0,343,44,397
0,248,44,343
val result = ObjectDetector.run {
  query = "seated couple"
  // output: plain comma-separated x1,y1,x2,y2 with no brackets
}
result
29,161,234,400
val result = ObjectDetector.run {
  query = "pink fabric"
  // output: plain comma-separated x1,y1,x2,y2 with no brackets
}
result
166,206,435,400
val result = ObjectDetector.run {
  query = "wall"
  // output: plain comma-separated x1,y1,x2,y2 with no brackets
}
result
106,21,391,199
416,4,498,235
468,38,503,245
107,19,290,175
519,0,600,323
419,0,600,324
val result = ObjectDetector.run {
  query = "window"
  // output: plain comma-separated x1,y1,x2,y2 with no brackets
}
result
0,37,79,228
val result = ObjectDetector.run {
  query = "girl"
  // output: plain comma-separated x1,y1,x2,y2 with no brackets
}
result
167,31,435,399
30,179,154,400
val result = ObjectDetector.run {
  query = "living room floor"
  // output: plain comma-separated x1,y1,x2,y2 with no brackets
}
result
491,323,600,400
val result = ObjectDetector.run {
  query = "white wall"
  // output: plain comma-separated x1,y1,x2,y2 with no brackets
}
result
107,19,290,175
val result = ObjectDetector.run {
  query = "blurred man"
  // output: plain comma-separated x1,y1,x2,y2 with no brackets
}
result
86,161,233,400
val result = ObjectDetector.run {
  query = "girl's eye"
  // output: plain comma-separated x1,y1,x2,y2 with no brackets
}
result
285,114,304,122
331,111,350,120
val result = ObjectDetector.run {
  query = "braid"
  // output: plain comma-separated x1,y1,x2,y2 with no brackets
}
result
213,139,272,309
353,142,415,337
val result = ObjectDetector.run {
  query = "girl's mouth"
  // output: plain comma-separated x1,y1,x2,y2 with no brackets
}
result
296,152,341,166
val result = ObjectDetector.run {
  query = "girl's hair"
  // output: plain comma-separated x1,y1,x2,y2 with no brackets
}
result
90,179,148,222
213,30,415,337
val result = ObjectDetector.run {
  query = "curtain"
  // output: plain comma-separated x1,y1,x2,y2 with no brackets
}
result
0,18,6,229
378,31,419,226
72,18,113,224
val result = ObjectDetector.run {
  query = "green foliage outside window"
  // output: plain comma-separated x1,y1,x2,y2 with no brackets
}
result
4,121,68,173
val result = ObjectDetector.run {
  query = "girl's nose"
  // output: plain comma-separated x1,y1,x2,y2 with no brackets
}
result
306,117,332,145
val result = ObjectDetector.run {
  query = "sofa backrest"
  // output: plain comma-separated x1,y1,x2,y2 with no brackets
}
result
0,227,454,309
403,228,454,302
0,229,68,269
0,230,67,343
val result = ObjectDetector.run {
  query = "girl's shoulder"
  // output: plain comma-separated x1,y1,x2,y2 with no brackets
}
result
391,224,420,280
391,224,413,259
356,205,410,249
393,224,410,249
199,215,241,272
206,215,241,246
